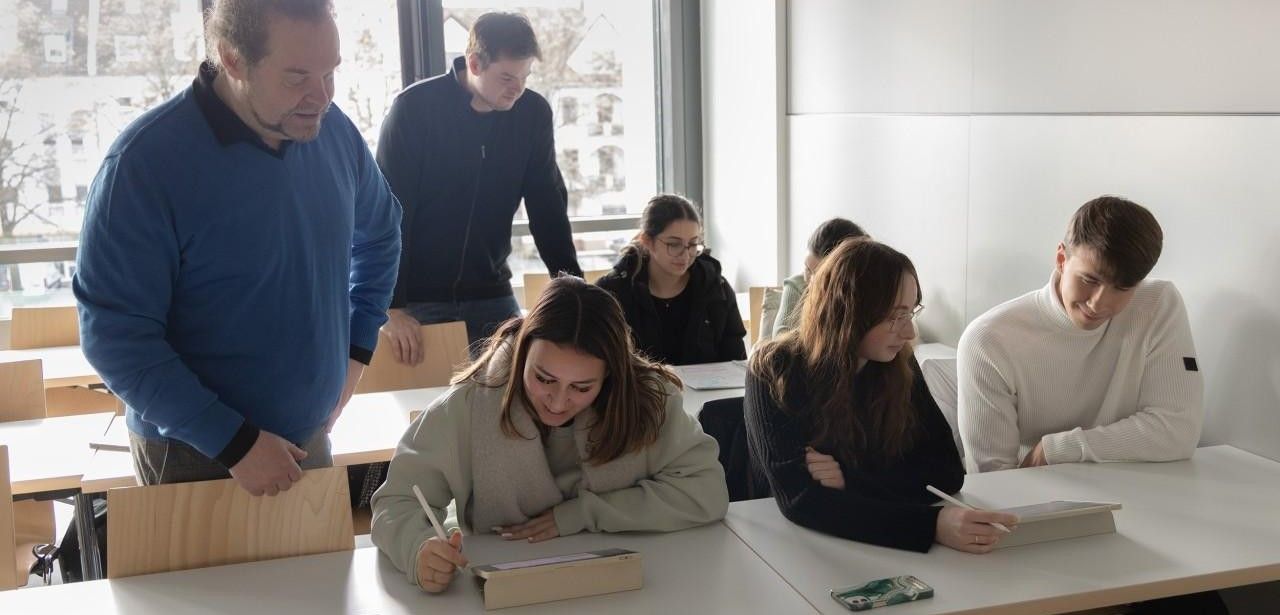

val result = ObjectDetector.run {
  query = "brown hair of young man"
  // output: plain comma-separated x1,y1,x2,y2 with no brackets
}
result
454,276,680,464
751,238,923,466
1063,195,1164,288
465,12,542,68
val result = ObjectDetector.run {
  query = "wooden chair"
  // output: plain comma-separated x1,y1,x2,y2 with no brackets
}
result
1,446,22,590
45,387,123,418
8,306,79,350
10,305,123,417
357,321,469,393
106,466,354,579
522,269,610,308
748,287,767,345
0,359,45,423
0,361,55,588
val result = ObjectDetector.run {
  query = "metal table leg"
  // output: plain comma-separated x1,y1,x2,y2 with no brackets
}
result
73,492,103,581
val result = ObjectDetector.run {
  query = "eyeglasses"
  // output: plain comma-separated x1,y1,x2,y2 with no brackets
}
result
659,239,706,258
887,304,925,333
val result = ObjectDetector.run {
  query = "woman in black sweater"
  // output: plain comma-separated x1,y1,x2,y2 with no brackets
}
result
596,194,746,365
745,238,1016,553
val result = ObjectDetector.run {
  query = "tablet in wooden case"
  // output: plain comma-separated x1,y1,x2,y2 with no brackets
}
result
994,500,1123,548
471,548,642,610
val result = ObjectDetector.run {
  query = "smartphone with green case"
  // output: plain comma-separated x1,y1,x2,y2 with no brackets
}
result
829,575,934,611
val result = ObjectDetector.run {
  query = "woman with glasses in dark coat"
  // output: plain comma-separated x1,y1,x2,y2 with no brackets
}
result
595,194,746,366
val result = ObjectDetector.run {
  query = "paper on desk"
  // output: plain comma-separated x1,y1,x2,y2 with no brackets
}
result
672,362,747,390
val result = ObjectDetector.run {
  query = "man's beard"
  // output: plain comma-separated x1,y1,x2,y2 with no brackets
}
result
249,97,330,143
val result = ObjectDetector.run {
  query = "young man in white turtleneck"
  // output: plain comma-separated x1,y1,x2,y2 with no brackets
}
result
957,196,1203,474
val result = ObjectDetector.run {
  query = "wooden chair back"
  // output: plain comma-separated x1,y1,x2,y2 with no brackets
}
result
357,321,468,393
9,306,79,349
0,359,45,423
0,446,19,590
521,269,610,307
106,466,354,578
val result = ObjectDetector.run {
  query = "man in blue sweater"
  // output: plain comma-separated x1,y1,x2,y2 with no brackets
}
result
73,0,401,496
376,12,581,363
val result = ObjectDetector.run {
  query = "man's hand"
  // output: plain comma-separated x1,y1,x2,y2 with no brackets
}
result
229,431,307,496
325,358,365,433
1020,441,1048,468
381,308,425,366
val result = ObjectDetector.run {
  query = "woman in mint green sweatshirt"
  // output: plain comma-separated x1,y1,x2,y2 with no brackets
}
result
371,276,729,593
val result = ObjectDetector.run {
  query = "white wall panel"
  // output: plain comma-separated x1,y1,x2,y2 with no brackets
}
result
788,0,973,114
967,116,1280,461
788,115,970,343
703,0,785,287
972,0,1280,113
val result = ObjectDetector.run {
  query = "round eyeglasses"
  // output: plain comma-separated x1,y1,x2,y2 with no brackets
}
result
659,239,706,258
887,304,925,333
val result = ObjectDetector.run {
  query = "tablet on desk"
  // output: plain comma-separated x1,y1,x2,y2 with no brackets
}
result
997,500,1122,522
471,548,637,577
472,548,643,609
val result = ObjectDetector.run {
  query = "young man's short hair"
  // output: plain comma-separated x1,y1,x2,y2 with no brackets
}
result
466,12,542,68
1064,195,1163,288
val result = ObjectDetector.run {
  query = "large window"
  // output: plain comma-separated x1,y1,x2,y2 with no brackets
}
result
0,0,402,319
0,0,206,318
440,0,659,287
0,0,692,319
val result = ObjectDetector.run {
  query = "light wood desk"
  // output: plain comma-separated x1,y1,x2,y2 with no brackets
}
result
0,412,113,496
725,445,1280,615
80,387,453,493
71,381,734,581
0,525,817,614
0,346,100,388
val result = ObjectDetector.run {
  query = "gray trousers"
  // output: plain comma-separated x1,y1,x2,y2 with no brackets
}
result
128,429,333,486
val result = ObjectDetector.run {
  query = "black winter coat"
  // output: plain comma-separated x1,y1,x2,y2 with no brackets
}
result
596,250,747,365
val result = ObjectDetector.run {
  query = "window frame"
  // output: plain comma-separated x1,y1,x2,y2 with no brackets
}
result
1,0,702,316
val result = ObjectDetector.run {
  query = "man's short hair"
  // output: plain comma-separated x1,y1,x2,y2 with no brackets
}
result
205,0,334,69
1064,195,1163,288
466,12,542,68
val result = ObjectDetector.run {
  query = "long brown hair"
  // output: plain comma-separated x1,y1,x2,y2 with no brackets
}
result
750,238,922,465
454,276,680,464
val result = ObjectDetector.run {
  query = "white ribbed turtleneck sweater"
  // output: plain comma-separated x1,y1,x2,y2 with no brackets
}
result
957,272,1203,473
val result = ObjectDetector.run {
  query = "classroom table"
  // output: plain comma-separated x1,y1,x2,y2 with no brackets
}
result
0,524,818,614
0,412,114,496
0,345,100,388
70,379,743,581
724,445,1280,615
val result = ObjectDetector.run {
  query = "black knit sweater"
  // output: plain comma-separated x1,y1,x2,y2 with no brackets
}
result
743,357,965,552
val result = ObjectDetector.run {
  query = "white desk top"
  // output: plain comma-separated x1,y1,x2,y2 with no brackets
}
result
79,380,734,493
79,387,453,492
725,445,1280,615
0,412,114,495
0,345,100,388
0,524,816,614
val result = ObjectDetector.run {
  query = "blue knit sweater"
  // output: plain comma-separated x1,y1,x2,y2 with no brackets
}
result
74,83,401,462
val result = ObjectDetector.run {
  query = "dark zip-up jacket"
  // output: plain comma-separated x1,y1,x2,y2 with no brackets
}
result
376,56,581,305
596,249,747,365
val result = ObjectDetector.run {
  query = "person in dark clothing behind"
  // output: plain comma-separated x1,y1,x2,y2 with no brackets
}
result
596,194,746,366
745,238,1017,553
376,12,582,360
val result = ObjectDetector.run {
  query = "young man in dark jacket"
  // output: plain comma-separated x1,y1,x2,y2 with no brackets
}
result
376,12,581,360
